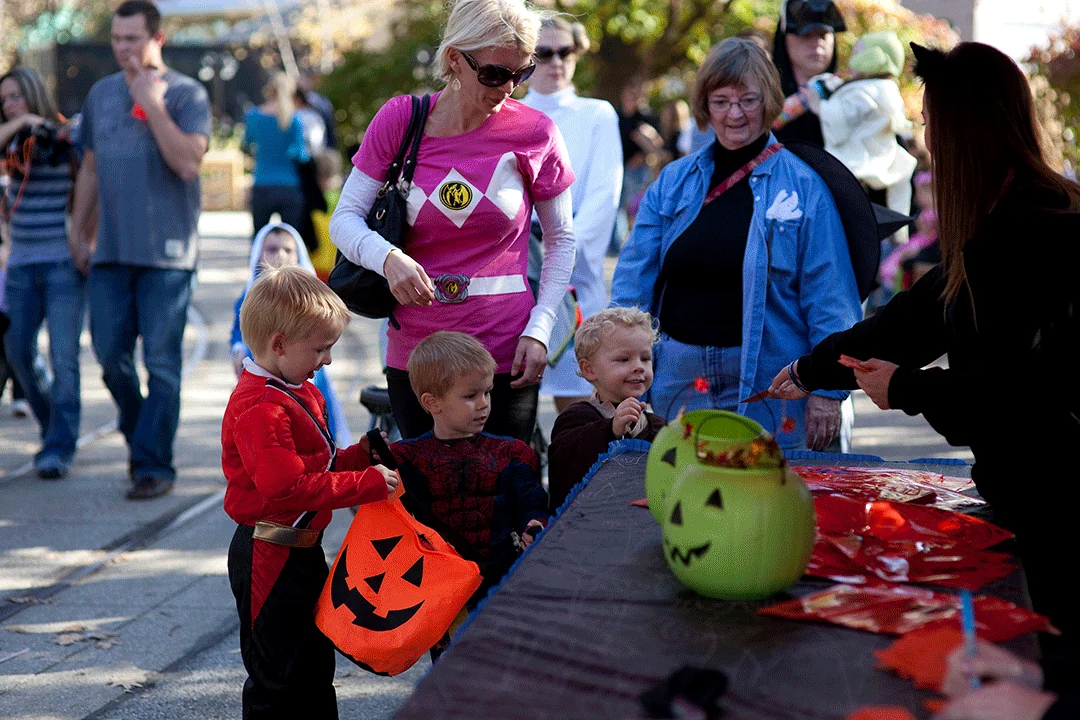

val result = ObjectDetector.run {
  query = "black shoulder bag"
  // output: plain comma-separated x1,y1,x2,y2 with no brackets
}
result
328,94,431,329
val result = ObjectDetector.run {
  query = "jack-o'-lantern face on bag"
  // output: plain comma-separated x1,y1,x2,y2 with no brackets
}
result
315,489,482,677
330,536,426,632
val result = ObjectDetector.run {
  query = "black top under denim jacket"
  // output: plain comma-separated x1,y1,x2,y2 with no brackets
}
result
658,133,768,347
795,182,1080,514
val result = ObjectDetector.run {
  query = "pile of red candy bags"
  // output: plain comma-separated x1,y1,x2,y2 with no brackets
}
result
807,494,1016,589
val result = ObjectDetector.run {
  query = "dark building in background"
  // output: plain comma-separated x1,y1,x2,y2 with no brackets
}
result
21,42,278,125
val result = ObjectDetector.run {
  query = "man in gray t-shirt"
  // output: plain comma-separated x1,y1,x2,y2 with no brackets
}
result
71,0,210,500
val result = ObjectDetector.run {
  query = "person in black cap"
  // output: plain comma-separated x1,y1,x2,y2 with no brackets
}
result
771,0,846,147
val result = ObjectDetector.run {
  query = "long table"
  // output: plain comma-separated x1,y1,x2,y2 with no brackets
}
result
392,444,1037,720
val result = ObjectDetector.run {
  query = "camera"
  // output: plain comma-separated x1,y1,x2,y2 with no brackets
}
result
13,120,73,168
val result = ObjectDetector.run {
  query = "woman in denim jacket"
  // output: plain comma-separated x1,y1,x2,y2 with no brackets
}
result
611,38,861,451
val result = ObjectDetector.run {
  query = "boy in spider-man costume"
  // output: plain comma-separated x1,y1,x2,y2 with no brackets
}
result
221,267,398,719
383,331,549,598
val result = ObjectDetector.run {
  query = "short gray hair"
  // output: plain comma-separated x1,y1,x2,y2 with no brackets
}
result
435,0,551,83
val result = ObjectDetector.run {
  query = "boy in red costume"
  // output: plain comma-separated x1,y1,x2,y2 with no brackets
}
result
221,266,398,719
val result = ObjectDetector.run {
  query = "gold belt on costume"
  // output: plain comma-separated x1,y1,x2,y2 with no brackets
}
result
252,521,321,548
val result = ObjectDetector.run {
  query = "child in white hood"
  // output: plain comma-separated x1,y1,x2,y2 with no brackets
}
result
818,31,917,224
230,222,351,445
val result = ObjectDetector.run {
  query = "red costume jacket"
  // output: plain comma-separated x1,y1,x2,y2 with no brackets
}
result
222,370,388,624
222,370,387,528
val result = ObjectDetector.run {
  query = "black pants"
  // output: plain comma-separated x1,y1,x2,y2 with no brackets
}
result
250,185,307,242
386,368,539,442
228,525,338,720
0,312,25,401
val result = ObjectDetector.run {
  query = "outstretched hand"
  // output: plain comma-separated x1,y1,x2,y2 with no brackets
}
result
852,358,898,410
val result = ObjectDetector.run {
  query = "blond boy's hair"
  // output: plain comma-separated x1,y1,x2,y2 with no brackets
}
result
240,266,350,351
574,307,658,365
407,331,497,400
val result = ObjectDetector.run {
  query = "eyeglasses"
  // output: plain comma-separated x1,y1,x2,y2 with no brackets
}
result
535,46,576,63
460,51,536,88
709,96,764,114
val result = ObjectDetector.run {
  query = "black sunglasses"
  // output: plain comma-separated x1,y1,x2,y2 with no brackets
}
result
460,51,536,88
535,45,576,63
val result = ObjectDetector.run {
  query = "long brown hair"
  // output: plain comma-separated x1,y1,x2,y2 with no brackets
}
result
913,42,1080,302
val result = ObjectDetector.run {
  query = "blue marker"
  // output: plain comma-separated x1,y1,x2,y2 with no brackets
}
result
959,590,981,689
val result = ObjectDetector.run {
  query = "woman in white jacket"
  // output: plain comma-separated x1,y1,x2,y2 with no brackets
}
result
521,17,623,411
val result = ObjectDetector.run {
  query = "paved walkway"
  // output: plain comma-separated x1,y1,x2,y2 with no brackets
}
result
0,212,969,719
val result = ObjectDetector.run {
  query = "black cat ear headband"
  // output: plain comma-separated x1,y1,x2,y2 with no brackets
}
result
910,42,948,83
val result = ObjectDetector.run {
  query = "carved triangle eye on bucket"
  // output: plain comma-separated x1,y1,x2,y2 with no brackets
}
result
670,501,683,526
706,489,723,509
661,448,676,466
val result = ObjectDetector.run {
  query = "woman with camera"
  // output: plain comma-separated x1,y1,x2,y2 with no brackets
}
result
1,66,85,480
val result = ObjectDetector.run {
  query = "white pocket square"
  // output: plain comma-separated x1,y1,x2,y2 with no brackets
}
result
765,190,803,221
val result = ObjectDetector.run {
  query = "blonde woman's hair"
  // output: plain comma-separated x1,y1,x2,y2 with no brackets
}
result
434,0,551,84
407,331,497,401
264,72,296,131
574,308,658,365
540,16,590,54
691,37,784,131
240,266,350,352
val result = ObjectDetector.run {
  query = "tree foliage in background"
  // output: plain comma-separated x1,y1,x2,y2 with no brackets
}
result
1025,26,1080,171
318,0,958,149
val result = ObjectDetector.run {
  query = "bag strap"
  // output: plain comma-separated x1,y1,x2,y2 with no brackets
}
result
652,142,783,319
701,142,783,209
384,95,423,187
400,94,431,187
266,378,337,463
366,428,486,570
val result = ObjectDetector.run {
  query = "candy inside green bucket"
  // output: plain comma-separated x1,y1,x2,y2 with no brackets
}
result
645,410,764,522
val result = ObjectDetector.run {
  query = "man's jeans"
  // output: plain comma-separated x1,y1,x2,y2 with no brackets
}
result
3,260,87,468
88,264,192,482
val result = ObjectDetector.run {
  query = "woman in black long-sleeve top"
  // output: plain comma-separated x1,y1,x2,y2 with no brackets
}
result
769,42,1080,651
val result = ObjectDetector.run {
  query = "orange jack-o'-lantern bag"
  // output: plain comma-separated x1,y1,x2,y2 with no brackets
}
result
315,434,482,676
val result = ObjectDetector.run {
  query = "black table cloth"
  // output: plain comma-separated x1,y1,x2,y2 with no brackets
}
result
392,444,1036,720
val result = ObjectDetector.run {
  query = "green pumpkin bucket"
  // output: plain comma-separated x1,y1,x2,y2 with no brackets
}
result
645,410,764,523
659,415,815,600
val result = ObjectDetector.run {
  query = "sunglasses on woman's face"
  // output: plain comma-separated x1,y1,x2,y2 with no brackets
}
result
535,46,576,63
460,51,536,88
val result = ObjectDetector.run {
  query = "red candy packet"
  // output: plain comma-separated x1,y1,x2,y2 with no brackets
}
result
846,709,918,720
131,103,147,121
808,533,1016,590
759,583,1056,640
813,495,1012,552
795,466,983,511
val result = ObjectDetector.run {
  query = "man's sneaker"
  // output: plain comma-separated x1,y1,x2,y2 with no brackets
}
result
11,399,30,418
126,477,174,500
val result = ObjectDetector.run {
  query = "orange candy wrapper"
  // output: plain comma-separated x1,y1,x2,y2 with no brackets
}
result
758,583,1056,640
874,627,964,691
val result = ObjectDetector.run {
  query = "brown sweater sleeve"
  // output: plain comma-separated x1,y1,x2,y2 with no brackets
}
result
547,403,613,513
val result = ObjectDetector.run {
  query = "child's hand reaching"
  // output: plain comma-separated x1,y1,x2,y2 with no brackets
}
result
521,520,544,548
374,465,400,495
612,398,645,437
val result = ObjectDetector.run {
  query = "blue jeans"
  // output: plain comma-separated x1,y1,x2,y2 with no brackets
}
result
650,335,742,422
3,260,87,467
88,265,192,482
